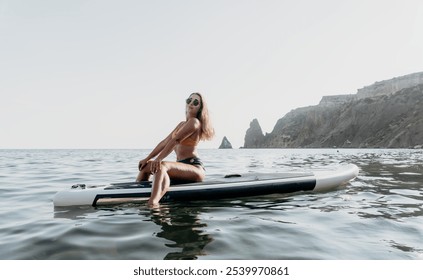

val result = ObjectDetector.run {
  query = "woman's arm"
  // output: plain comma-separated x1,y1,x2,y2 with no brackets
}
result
138,122,184,170
155,118,200,162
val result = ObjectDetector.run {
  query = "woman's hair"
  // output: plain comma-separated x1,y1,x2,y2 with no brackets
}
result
190,92,215,141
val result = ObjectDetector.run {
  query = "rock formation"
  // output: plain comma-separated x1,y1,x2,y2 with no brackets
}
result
244,72,423,148
244,119,265,148
219,136,233,149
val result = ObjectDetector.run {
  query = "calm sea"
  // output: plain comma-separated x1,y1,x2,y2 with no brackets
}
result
0,149,422,260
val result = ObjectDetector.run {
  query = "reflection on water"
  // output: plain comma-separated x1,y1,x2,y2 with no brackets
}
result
149,205,213,260
1,149,422,259
53,203,214,260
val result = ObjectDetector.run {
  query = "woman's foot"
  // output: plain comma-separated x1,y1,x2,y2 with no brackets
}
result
147,199,160,208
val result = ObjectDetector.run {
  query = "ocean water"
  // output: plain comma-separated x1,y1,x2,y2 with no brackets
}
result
0,148,422,260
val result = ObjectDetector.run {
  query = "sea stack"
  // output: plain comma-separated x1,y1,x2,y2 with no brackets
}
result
219,136,233,149
243,119,265,148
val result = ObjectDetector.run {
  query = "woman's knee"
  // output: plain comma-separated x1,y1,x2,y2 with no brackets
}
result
160,161,170,171
140,161,153,172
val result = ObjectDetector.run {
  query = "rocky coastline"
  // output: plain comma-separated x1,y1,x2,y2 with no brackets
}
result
244,72,423,149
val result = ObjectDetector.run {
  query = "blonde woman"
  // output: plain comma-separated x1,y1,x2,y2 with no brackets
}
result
137,93,215,207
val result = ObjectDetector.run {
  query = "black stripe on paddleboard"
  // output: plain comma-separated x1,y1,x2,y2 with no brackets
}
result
161,177,316,202
102,172,314,190
92,177,316,206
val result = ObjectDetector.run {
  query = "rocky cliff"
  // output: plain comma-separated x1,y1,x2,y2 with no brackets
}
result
356,72,423,99
244,72,423,148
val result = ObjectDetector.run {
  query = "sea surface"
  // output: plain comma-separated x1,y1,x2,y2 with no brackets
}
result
0,149,422,260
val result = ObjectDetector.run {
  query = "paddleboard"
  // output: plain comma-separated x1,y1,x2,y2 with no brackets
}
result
53,164,359,207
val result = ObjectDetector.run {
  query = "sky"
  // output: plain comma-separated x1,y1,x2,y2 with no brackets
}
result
1,0,423,149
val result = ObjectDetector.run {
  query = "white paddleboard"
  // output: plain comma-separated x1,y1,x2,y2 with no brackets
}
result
53,164,359,207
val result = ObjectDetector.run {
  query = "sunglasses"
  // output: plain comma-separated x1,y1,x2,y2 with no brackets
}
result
186,98,200,107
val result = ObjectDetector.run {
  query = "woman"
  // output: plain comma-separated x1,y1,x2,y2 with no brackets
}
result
136,93,214,207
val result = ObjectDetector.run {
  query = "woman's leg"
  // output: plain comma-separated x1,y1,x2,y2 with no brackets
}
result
136,161,153,182
148,165,170,207
147,161,205,207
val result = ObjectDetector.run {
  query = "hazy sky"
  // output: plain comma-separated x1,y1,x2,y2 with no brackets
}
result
1,0,423,149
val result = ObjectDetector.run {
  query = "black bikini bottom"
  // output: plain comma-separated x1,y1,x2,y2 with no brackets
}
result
177,157,204,169
171,157,205,185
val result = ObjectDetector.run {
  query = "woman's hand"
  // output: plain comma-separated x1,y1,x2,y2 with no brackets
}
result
150,159,162,174
138,159,149,171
